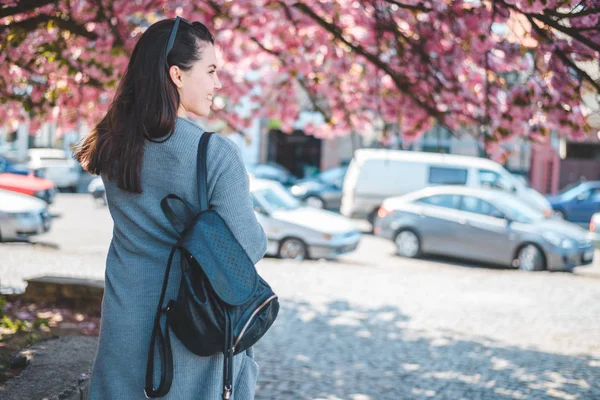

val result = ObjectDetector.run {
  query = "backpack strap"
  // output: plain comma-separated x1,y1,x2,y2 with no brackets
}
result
197,132,213,212
145,131,214,398
144,247,176,398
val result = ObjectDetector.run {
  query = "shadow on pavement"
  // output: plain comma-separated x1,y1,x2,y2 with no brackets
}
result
254,300,600,399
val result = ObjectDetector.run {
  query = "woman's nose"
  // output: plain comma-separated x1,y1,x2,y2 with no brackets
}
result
214,75,222,90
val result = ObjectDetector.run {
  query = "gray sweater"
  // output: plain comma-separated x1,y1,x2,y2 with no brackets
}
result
90,117,267,399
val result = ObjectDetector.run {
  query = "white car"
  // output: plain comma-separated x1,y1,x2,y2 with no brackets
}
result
0,189,52,241
250,178,361,260
341,149,552,224
28,148,80,191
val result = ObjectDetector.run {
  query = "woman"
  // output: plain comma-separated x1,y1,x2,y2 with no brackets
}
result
75,17,267,399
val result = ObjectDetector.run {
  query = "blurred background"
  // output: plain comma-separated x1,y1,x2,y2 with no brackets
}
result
1,1,599,399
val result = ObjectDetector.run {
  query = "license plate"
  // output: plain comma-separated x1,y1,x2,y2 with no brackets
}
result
583,250,594,262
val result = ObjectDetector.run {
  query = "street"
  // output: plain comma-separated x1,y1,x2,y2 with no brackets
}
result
1,194,600,399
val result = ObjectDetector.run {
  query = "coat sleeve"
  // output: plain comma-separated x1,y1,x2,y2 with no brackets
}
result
205,133,267,264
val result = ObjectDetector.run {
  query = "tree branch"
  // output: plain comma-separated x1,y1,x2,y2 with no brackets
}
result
537,10,600,52
545,6,600,19
94,0,123,47
379,0,432,13
0,0,56,19
499,1,600,52
526,14,600,93
250,35,332,123
292,2,450,127
0,14,98,40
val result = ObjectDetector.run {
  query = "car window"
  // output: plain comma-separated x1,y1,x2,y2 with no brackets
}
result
577,189,594,200
252,165,283,180
251,194,261,208
589,188,600,202
318,167,346,186
428,166,468,185
479,169,513,191
489,195,544,223
251,195,266,212
460,196,504,218
252,184,301,212
558,182,589,200
416,194,461,209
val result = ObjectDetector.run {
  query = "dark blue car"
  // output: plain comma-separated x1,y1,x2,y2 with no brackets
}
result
0,155,31,176
289,166,348,210
546,181,600,223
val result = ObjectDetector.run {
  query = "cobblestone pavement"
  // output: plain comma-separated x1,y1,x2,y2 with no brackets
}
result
1,194,599,399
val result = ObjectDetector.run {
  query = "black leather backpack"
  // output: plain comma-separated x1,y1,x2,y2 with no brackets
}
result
145,132,279,399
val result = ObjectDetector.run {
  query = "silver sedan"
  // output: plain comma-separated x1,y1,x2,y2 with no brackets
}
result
251,178,361,261
0,189,51,241
374,186,594,272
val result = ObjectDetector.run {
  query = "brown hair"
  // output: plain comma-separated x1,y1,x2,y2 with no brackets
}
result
74,18,214,193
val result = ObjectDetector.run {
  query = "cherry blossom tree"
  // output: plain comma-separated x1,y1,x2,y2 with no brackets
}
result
1,0,599,157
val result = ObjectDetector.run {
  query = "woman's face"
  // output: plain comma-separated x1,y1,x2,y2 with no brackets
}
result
175,43,222,117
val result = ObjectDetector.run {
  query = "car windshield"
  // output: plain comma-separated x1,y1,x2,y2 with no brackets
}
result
498,196,545,223
317,167,347,186
253,184,301,212
557,182,584,197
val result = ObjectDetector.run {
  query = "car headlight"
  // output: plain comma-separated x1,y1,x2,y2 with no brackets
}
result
543,232,575,249
290,186,307,196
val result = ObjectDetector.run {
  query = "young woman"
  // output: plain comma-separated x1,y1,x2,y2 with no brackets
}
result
75,17,267,399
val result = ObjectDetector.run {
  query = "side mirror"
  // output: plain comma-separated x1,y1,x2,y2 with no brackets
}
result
576,194,586,202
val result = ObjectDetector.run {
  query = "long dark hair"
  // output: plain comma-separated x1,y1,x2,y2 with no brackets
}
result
75,18,214,193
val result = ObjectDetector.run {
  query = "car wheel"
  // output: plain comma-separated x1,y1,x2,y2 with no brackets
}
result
278,238,308,261
553,209,566,220
305,196,325,209
515,244,546,271
394,229,421,258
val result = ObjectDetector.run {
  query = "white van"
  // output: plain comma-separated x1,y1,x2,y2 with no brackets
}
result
340,149,552,223
28,148,80,192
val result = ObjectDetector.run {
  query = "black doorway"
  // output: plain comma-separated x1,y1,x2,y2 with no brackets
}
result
267,129,322,178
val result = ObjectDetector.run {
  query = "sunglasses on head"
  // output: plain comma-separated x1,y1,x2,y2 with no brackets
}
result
165,16,191,58
165,16,211,58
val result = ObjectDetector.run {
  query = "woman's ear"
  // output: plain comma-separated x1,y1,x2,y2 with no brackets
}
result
169,65,184,88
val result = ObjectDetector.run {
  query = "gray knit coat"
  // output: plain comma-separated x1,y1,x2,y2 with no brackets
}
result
89,117,267,399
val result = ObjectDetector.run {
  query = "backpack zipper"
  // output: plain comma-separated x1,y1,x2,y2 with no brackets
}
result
233,295,277,350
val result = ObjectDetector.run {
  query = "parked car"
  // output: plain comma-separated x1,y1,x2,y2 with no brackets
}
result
0,172,56,204
250,178,361,260
27,148,80,192
88,176,107,205
290,166,348,209
0,155,34,176
546,181,600,223
0,188,52,241
341,149,552,224
589,212,600,249
246,163,297,187
374,186,594,272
